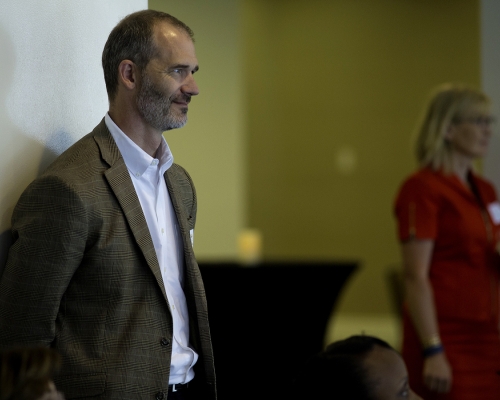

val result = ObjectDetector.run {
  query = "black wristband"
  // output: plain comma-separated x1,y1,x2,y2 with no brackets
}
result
422,344,444,358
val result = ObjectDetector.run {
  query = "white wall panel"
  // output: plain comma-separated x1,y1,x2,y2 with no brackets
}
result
0,0,147,266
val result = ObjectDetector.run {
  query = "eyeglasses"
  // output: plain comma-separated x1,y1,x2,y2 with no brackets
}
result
453,116,496,127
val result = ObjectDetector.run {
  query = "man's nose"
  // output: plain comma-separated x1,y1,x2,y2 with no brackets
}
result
182,74,199,96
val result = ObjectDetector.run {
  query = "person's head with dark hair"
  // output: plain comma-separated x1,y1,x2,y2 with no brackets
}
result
102,9,194,103
102,9,200,135
296,335,422,400
0,347,63,400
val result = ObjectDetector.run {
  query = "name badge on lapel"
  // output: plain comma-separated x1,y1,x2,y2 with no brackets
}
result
487,202,500,224
190,229,194,247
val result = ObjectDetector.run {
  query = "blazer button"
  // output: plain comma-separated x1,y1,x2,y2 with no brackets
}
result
160,338,170,347
155,392,165,400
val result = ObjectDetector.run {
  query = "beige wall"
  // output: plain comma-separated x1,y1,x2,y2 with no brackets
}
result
149,0,246,260
0,1,487,319
149,1,481,314
244,0,480,314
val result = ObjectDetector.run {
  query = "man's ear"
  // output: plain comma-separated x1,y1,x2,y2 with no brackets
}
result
117,59,138,91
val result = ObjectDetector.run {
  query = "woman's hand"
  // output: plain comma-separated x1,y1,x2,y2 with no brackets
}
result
423,352,452,393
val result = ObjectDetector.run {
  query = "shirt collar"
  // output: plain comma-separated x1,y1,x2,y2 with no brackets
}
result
104,113,174,177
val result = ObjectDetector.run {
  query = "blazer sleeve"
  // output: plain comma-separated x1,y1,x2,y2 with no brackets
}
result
0,175,87,348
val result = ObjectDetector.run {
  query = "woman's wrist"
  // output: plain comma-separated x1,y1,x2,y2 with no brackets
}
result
422,334,444,358
422,334,441,348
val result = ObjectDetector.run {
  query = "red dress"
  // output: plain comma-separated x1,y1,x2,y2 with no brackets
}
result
394,168,500,400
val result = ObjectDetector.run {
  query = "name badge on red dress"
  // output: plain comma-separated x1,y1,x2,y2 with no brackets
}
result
487,201,500,225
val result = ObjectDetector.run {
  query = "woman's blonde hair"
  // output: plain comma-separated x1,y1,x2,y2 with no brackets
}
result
415,83,490,172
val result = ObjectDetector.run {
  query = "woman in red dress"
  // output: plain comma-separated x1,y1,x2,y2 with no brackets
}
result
394,84,500,399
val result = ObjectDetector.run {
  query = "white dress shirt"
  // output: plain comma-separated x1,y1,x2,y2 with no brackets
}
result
105,113,197,385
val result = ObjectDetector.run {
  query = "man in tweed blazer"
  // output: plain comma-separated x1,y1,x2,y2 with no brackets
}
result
0,10,216,400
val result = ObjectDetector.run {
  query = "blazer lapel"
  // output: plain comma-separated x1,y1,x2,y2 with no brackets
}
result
164,168,193,262
92,119,168,302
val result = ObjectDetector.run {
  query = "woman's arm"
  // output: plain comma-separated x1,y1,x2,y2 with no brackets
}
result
401,239,452,393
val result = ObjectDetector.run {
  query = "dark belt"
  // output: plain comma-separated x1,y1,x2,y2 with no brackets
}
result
168,382,189,393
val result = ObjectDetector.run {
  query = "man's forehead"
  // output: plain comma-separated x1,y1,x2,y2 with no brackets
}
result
149,22,197,68
153,22,192,46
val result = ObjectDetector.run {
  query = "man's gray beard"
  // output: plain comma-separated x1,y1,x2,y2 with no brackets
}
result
136,74,187,132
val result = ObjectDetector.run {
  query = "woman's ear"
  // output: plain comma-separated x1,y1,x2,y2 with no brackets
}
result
444,122,455,141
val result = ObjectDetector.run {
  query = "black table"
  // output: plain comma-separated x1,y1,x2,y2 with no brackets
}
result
198,260,358,400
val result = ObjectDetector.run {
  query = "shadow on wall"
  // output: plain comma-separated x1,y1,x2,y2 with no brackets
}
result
0,23,69,275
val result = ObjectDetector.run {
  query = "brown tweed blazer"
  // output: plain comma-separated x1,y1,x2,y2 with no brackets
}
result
0,119,216,400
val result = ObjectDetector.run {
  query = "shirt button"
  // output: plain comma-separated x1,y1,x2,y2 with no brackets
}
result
156,392,165,400
160,338,170,347
161,228,164,234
